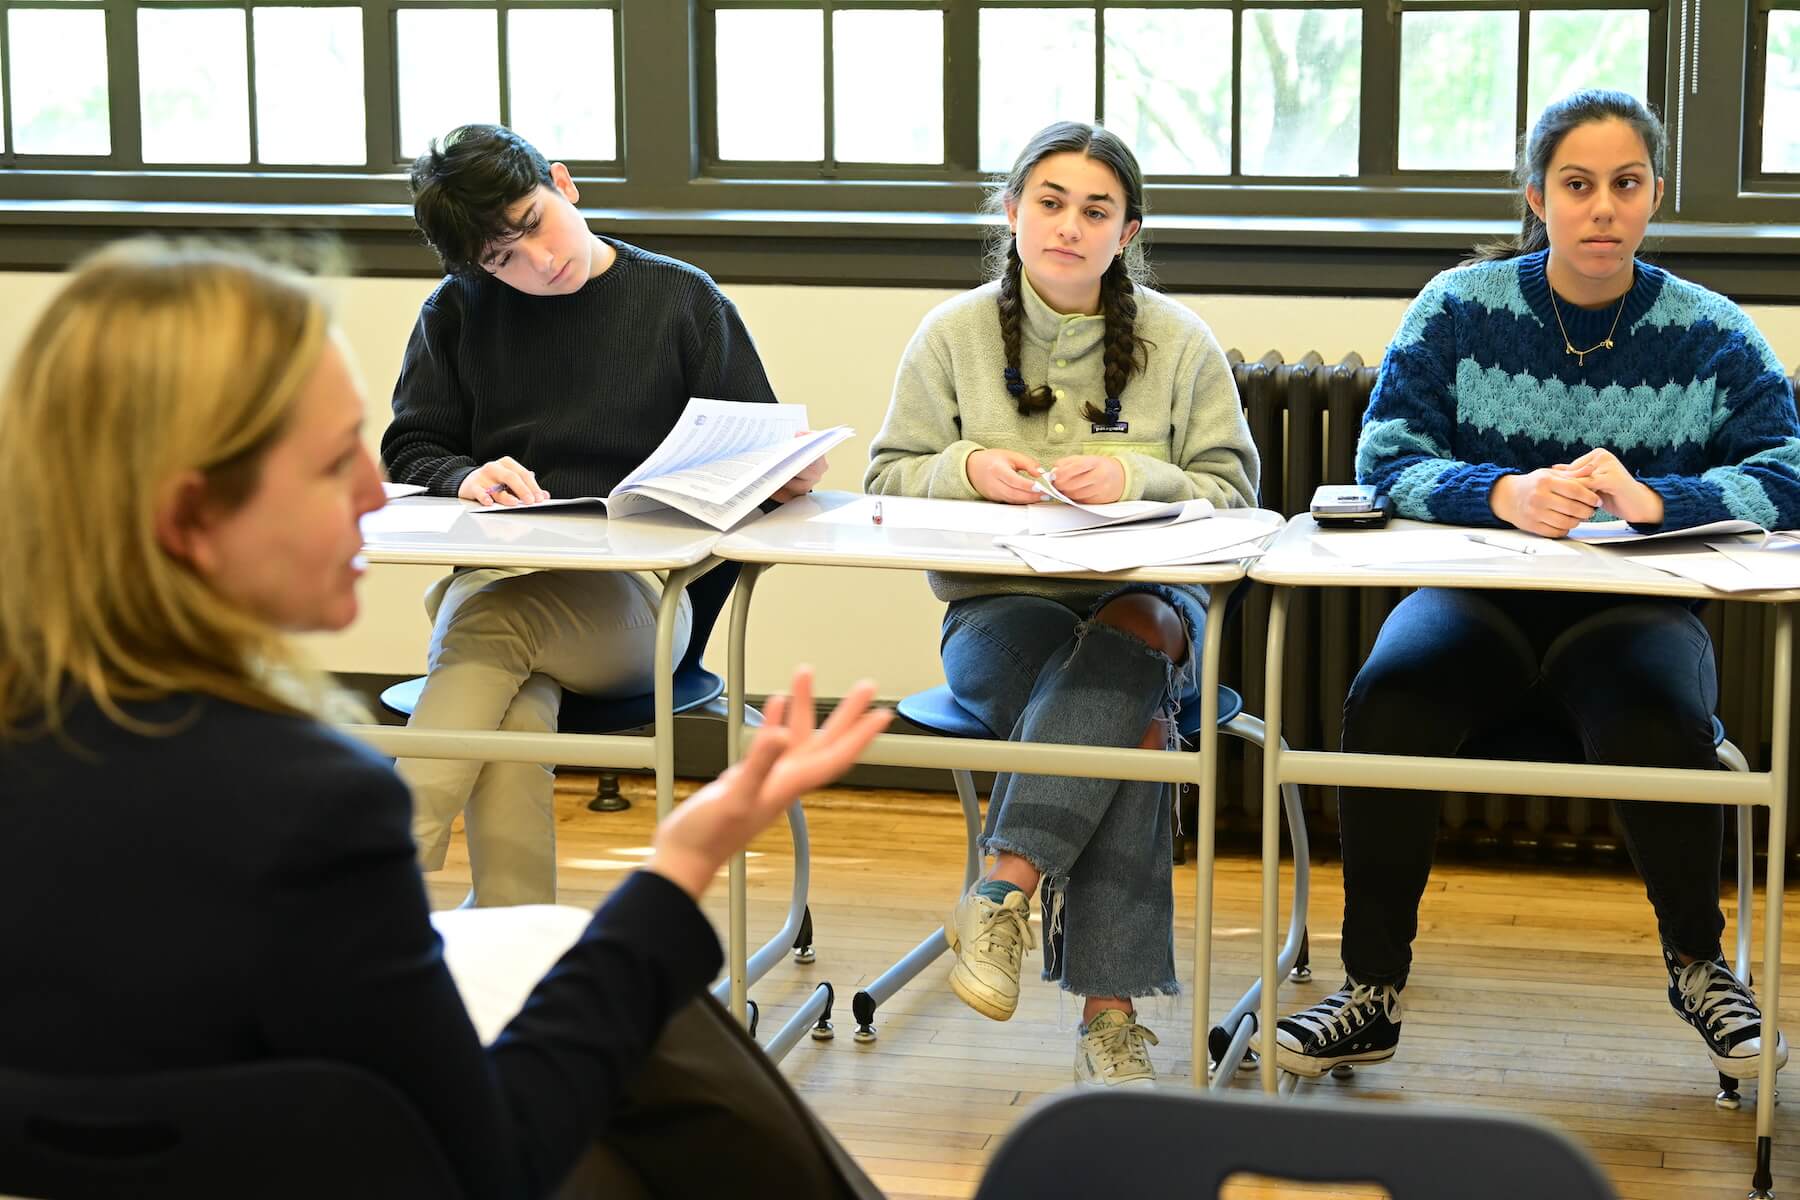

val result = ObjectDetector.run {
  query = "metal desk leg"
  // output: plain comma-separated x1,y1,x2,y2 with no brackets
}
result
654,560,715,822
1750,604,1792,1199
1193,579,1231,1085
725,564,765,1027
1260,587,1291,1095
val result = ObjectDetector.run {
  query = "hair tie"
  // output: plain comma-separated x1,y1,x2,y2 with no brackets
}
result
1103,396,1122,420
1002,366,1027,399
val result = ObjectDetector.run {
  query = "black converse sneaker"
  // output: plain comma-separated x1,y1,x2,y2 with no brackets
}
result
1274,980,1403,1078
1664,945,1790,1075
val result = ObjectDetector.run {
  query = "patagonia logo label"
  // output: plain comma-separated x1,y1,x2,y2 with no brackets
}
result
1090,421,1129,434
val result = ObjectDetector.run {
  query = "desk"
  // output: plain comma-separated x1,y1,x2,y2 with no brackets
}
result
344,498,722,820
1249,516,1797,1195
715,490,1287,1074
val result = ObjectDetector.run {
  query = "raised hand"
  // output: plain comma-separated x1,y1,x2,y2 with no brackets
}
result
644,667,890,899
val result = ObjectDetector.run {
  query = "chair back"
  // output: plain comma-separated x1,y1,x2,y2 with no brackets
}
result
0,1059,461,1200
971,1090,1616,1200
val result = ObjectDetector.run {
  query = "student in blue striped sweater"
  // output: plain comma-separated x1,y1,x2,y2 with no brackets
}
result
1275,90,1800,1084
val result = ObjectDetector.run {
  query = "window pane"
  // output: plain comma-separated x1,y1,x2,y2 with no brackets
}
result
397,8,500,158
835,10,942,164
1104,8,1230,176
981,8,1095,172
8,9,110,155
1527,10,1649,128
1241,7,1361,177
716,10,822,160
509,8,615,161
254,8,364,165
1399,11,1519,170
1768,11,1800,172
139,9,250,163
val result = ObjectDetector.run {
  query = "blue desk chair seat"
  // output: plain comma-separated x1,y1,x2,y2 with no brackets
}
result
857,678,1309,1085
0,1060,460,1200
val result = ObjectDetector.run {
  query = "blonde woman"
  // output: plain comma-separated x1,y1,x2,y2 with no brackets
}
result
0,241,888,1198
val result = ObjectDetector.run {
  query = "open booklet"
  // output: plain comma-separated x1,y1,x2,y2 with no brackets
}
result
471,398,852,531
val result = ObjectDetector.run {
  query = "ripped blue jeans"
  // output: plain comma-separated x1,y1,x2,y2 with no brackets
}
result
940,583,1205,999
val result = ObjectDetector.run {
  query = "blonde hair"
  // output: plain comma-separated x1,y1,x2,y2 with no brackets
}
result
0,239,333,736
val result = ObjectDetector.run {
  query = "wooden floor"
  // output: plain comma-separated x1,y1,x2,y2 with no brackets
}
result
426,773,1800,1200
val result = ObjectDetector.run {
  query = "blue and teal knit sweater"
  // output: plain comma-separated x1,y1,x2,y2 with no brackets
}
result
1357,251,1800,531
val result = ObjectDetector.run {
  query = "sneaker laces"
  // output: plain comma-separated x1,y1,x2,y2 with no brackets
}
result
1286,983,1402,1043
1089,1014,1159,1076
975,896,1037,959
1676,959,1761,1038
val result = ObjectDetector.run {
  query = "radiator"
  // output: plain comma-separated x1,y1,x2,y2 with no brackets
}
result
1208,351,1799,864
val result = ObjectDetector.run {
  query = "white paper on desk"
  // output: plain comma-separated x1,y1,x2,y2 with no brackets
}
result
1622,550,1768,592
381,481,427,499
1028,497,1215,536
431,905,590,1044
1570,518,1765,544
807,495,1037,536
999,515,1274,573
1703,543,1800,589
360,502,468,536
1315,529,1529,565
1028,475,1214,533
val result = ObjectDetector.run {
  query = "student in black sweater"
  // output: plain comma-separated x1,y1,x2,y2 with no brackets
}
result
0,240,889,1199
382,123,830,907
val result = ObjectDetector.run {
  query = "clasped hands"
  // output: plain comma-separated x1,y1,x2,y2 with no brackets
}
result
1488,447,1664,538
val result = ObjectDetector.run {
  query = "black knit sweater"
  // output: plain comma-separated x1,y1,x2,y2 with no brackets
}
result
382,238,779,498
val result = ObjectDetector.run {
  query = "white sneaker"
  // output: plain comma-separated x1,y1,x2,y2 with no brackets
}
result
1075,1009,1159,1088
945,885,1035,1021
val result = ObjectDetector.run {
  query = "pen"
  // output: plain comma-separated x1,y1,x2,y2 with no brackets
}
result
1465,533,1541,555
871,499,883,526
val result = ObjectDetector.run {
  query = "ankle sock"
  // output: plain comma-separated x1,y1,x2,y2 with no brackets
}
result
976,879,1023,905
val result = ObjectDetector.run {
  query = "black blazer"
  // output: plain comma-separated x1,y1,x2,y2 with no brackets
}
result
0,694,722,1199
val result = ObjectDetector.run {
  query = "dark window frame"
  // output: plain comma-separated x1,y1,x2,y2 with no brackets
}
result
1,0,1799,299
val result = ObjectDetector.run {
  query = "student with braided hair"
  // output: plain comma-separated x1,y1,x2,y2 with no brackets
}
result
866,121,1259,1087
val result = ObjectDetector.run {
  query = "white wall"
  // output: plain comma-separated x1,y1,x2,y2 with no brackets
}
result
9,269,1800,700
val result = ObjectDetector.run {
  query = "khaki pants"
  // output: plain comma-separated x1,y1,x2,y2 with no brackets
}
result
401,568,693,907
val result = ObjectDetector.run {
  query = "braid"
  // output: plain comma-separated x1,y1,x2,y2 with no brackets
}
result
1083,256,1150,423
997,241,1055,415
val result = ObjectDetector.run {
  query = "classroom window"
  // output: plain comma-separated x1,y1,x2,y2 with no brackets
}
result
0,3,1790,232
701,1,1654,180
7,6,112,156
1760,7,1800,175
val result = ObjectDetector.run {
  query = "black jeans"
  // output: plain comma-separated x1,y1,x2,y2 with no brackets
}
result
1337,587,1724,990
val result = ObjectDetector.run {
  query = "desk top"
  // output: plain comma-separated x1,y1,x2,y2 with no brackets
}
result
360,499,721,572
714,491,1283,584
1251,515,1800,603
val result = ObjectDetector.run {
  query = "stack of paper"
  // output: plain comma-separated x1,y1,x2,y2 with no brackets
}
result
1625,541,1800,592
1570,518,1766,544
997,514,1276,573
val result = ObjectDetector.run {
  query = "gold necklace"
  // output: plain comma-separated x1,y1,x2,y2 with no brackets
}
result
1548,285,1628,367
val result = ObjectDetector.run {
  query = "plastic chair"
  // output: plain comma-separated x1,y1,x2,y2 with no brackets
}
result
0,1059,461,1200
854,676,1309,1078
971,1088,1617,1199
